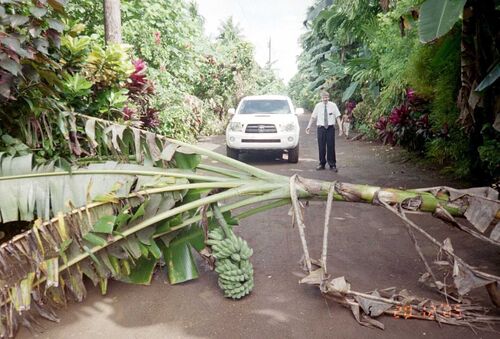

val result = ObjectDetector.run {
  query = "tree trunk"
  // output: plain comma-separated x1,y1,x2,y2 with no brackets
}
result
103,0,122,44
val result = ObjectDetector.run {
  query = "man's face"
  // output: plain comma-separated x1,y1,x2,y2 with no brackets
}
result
322,95,329,103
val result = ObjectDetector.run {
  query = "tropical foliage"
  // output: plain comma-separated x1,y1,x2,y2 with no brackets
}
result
290,0,499,182
0,1,498,337
66,1,286,141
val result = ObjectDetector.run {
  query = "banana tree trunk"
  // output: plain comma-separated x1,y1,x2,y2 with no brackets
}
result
296,177,495,219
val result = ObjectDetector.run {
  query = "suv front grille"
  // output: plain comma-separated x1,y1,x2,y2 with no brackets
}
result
241,139,281,143
245,124,277,133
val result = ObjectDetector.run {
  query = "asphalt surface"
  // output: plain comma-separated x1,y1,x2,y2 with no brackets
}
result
19,114,500,339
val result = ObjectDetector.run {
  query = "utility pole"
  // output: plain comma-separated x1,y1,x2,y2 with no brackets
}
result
103,0,122,44
268,37,271,66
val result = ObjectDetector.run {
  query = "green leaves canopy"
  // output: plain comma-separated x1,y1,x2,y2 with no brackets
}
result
419,0,467,43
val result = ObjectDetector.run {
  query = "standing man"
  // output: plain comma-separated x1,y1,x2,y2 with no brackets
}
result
305,91,343,172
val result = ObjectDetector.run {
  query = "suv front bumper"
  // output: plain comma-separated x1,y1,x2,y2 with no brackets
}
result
226,131,299,150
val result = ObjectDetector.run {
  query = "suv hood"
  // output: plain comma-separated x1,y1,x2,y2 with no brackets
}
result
231,113,296,124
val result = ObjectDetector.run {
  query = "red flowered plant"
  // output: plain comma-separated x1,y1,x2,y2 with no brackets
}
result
375,88,433,151
123,59,159,129
123,106,136,120
388,104,410,126
374,116,396,145
128,59,154,94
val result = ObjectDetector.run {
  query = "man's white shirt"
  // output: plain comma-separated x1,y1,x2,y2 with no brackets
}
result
311,101,341,127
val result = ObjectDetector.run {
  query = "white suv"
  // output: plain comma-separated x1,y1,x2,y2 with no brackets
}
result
225,95,301,163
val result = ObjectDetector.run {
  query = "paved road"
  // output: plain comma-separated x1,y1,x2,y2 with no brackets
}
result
19,114,499,338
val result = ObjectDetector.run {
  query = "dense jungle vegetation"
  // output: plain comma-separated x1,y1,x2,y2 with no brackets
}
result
289,0,499,182
0,0,285,165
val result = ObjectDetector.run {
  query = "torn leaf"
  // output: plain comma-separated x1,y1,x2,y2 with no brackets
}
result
299,268,324,285
328,276,351,294
453,261,494,295
355,291,393,317
464,197,499,233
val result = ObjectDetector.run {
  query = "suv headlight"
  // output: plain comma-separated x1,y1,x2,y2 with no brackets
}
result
280,122,296,132
228,122,244,132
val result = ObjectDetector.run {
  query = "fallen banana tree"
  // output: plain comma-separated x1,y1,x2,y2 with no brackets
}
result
0,114,499,336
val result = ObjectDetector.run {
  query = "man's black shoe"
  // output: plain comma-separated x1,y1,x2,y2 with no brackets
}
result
330,165,338,172
316,165,325,170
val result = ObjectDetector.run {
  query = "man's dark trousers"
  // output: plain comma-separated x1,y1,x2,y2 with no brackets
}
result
317,125,336,167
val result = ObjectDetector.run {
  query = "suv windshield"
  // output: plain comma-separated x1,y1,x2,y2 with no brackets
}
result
239,99,291,114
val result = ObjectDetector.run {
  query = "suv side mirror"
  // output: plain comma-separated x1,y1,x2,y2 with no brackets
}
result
228,108,236,115
295,108,304,115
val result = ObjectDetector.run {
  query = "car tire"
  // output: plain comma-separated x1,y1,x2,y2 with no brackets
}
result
288,144,299,163
226,146,239,160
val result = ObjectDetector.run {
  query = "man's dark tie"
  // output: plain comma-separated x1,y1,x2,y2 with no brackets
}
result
323,103,328,127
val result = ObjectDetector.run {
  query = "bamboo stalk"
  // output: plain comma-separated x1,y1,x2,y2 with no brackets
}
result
295,179,470,217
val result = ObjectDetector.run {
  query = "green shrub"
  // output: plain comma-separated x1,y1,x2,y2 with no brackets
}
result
478,125,500,179
426,127,471,178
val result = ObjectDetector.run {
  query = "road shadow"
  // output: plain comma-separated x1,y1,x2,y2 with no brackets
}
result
237,151,289,165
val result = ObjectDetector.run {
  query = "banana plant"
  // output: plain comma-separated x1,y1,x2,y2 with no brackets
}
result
0,114,498,337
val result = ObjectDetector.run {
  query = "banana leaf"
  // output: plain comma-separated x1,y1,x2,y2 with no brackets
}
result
419,0,467,43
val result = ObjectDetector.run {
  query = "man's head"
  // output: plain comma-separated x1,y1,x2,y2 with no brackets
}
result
321,91,329,103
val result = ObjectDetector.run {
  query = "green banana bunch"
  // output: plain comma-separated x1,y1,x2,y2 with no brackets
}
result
207,227,254,299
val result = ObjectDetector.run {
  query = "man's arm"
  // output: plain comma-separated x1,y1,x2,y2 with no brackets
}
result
333,103,343,136
306,105,318,134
